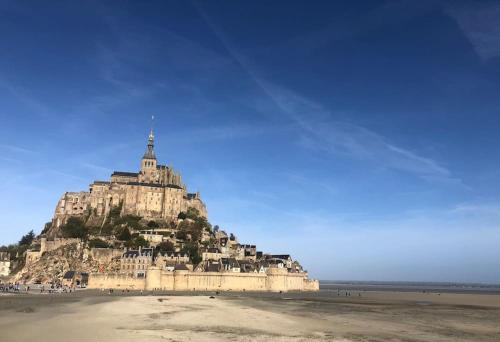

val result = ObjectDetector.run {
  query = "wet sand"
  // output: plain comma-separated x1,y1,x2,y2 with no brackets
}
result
1,290,499,341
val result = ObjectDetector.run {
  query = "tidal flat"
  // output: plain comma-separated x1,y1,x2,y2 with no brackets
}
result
1,290,499,341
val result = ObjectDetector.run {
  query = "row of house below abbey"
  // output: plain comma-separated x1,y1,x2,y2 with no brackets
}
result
52,129,207,229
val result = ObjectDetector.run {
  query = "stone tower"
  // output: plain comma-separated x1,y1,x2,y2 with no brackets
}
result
140,129,158,183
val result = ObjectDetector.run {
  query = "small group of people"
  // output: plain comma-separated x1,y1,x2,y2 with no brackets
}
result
0,280,79,295
101,288,142,295
0,282,21,292
336,290,362,297
39,283,76,294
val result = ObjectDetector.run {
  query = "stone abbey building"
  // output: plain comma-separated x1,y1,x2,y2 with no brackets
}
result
52,130,207,228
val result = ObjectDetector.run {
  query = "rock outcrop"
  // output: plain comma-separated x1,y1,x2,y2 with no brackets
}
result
14,243,120,284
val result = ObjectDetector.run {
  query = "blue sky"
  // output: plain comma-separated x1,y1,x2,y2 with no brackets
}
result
1,1,500,283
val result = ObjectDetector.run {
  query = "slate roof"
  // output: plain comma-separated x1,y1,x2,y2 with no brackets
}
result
206,247,220,253
123,248,154,258
112,171,139,177
174,264,189,271
163,252,188,257
221,258,239,268
270,254,291,260
63,271,75,279
206,263,220,272
126,182,182,189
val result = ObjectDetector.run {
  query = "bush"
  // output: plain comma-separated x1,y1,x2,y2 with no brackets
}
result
89,239,109,248
61,217,87,239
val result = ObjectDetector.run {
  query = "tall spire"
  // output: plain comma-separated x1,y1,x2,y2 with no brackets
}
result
143,115,156,160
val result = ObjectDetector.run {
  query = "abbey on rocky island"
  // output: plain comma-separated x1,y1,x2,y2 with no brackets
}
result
52,130,207,229
13,127,319,292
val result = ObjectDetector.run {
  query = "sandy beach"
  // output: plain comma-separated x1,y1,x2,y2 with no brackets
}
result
1,290,499,341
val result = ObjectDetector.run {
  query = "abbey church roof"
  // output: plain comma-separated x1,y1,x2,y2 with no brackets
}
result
112,171,139,177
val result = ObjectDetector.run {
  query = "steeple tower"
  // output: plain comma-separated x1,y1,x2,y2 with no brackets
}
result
141,116,157,174
143,129,156,160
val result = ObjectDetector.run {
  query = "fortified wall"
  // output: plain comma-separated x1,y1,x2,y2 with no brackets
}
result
88,267,319,292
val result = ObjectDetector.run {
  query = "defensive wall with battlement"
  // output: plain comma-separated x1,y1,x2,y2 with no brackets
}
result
88,267,319,292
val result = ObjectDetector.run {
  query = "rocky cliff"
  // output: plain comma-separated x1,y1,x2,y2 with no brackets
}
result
14,243,120,284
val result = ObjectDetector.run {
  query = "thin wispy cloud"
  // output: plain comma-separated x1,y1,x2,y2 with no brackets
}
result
259,82,457,183
448,3,500,61
165,122,287,145
193,6,456,183
0,143,37,155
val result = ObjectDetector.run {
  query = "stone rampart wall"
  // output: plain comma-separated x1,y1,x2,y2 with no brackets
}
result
87,273,146,289
88,268,319,292
41,238,81,254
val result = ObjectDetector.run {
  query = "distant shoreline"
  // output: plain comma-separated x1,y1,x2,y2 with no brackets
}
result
320,280,500,295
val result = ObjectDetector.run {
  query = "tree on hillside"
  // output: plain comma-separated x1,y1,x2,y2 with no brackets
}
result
176,230,187,240
156,241,175,253
181,242,201,264
88,238,109,248
186,207,200,219
194,216,212,233
124,215,143,229
41,222,52,235
61,217,87,239
115,215,143,230
100,223,114,236
116,227,132,241
125,236,149,249
19,230,35,246
147,220,159,230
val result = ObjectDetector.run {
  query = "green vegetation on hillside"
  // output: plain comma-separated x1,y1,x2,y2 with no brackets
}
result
156,241,174,253
88,238,109,248
61,217,88,239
